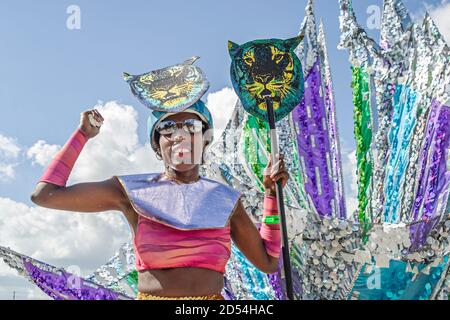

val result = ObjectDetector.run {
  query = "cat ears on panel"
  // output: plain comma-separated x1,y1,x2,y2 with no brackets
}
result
123,72,134,83
228,34,305,58
284,34,304,50
228,41,240,58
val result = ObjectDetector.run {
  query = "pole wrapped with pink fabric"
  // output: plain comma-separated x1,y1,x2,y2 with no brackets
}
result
39,128,88,186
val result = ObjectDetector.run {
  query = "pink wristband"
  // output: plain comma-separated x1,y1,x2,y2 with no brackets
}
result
259,195,281,258
39,128,88,186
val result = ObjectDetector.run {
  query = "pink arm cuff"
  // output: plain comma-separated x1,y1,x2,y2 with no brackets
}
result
259,195,281,258
39,128,88,186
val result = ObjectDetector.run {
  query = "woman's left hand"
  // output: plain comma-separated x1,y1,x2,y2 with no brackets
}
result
263,153,289,196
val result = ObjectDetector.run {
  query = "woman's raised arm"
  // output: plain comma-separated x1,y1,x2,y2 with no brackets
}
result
30,109,128,213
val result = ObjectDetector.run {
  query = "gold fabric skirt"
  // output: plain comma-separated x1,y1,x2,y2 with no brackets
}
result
136,292,224,300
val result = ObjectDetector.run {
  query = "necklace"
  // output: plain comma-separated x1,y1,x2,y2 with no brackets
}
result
162,172,201,184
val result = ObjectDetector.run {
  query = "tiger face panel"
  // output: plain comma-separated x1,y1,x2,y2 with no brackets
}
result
124,56,209,112
229,37,304,122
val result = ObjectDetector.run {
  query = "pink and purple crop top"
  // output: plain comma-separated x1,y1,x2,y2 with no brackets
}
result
133,215,231,273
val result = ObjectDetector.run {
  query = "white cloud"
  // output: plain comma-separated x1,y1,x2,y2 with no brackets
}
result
0,134,21,181
0,135,21,159
341,147,358,218
412,0,450,44
428,1,450,44
0,164,16,181
27,140,60,167
206,87,238,138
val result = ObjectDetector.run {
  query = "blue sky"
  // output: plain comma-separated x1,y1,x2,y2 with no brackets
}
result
0,0,441,204
0,0,448,299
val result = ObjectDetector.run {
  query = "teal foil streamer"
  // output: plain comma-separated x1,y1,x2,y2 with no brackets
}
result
230,244,275,300
383,85,418,222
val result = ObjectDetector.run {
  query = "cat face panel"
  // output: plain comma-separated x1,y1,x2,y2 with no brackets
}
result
124,57,209,112
229,36,304,122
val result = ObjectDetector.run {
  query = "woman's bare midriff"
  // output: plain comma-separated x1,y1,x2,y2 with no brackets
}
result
137,268,224,296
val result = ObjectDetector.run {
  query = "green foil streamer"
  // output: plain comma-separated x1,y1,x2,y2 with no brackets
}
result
126,270,139,294
242,114,271,191
242,113,307,209
351,67,373,239
290,134,308,209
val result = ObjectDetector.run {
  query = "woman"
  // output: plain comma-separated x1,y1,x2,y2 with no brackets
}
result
31,100,289,300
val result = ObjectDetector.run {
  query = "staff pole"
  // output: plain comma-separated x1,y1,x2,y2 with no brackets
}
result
265,96,294,300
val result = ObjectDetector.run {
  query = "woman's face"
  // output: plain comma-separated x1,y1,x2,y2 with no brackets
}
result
157,112,209,172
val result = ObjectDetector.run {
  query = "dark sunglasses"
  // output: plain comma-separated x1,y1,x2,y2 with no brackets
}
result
155,119,205,135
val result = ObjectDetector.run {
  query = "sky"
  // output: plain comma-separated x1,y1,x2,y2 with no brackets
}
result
0,0,449,300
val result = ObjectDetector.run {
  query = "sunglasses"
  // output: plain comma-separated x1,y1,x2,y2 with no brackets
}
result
155,119,205,135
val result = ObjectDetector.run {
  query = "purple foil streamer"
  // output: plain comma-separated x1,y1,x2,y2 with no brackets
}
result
410,103,450,249
222,276,236,300
412,100,441,221
23,260,120,300
413,103,450,220
421,105,450,218
268,273,284,300
292,59,335,217
319,25,347,219
409,216,441,252
268,258,285,300
267,250,302,300
291,267,303,298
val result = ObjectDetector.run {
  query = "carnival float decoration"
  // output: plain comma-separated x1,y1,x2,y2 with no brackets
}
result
1,0,449,300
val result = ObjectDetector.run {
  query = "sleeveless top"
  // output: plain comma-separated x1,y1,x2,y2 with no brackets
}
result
115,173,242,273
